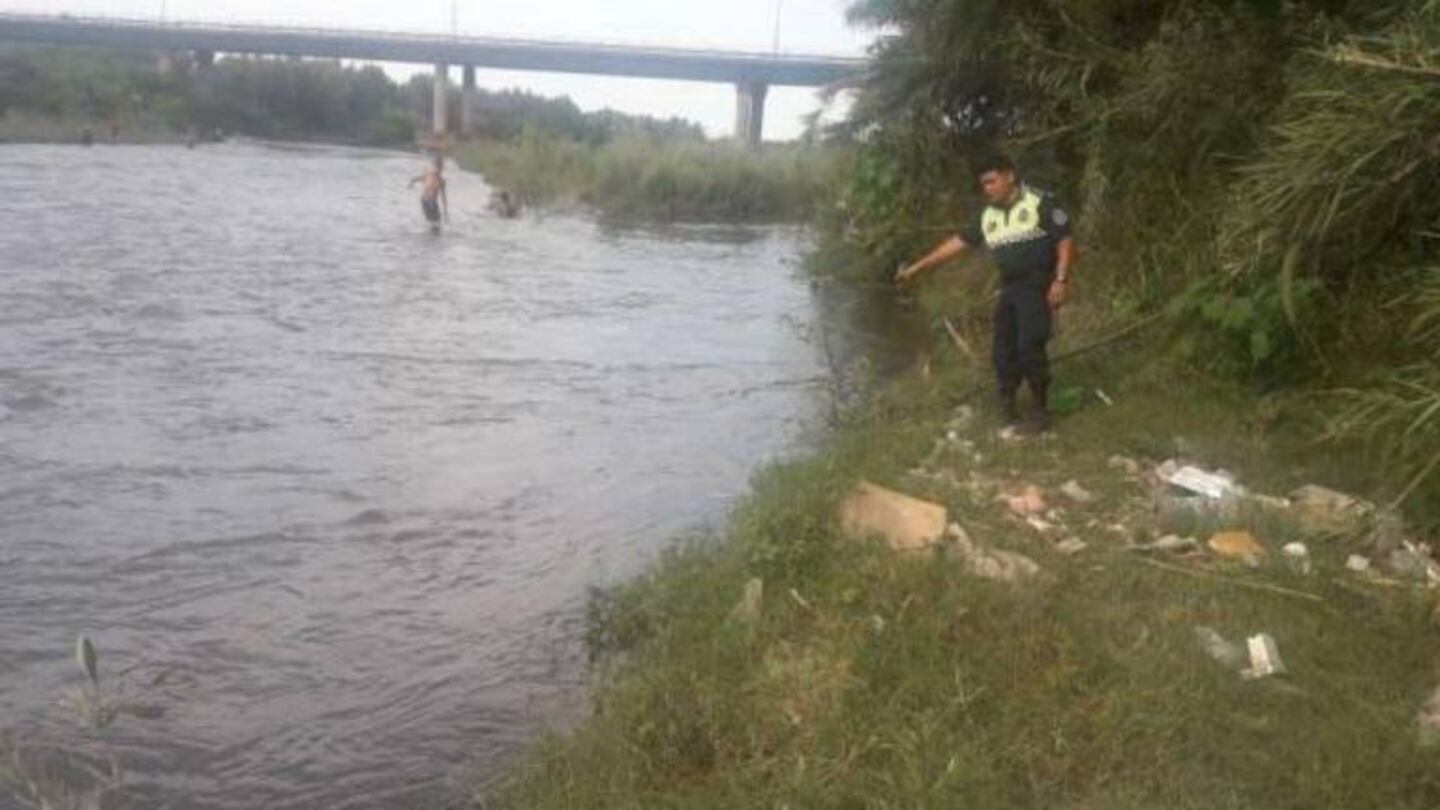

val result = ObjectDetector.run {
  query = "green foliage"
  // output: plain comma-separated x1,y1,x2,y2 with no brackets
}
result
0,45,708,149
455,135,842,223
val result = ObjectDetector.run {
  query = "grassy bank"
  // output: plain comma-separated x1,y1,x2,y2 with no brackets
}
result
476,290,1440,806
453,135,842,223
0,111,180,144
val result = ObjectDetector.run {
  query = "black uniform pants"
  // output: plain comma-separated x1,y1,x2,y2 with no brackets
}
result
993,282,1052,396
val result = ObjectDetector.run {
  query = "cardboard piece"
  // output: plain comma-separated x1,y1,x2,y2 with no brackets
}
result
839,481,948,552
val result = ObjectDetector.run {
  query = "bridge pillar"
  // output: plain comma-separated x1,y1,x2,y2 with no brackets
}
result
432,63,450,137
734,82,768,148
461,65,478,137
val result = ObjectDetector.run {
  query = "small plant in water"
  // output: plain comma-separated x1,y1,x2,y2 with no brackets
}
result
1,636,173,809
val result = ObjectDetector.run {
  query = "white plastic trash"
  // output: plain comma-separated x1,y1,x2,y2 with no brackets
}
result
1240,633,1286,680
1163,465,1239,499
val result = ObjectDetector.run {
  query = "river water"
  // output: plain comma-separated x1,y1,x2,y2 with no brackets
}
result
0,141,920,808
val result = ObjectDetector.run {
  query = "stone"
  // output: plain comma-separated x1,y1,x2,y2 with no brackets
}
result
1056,538,1088,555
839,481,948,552
1060,479,1096,504
1345,554,1372,573
1208,531,1265,566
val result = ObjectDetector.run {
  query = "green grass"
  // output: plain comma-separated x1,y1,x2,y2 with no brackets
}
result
453,135,843,223
476,327,1440,808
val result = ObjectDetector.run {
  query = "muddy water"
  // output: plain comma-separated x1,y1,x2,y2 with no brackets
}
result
0,141,923,808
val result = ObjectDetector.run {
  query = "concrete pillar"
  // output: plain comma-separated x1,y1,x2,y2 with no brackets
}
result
461,65,477,137
734,82,768,148
432,63,450,136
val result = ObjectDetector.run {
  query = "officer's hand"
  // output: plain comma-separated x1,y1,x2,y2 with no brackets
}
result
1048,279,1069,309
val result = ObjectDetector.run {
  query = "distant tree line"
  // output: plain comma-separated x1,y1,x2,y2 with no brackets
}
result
0,44,705,146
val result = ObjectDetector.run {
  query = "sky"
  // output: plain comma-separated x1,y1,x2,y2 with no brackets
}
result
2,0,876,139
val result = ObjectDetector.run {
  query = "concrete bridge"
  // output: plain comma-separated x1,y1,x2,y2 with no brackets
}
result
0,12,866,144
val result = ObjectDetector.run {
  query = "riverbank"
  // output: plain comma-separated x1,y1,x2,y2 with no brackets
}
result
453,135,842,223
476,293,1440,806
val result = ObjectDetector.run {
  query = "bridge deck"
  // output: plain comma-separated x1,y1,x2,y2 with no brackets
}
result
0,13,865,86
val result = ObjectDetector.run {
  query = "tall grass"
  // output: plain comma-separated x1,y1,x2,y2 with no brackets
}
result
454,134,843,223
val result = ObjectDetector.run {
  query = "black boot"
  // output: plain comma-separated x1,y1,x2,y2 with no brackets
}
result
1024,380,1052,434
998,387,1021,426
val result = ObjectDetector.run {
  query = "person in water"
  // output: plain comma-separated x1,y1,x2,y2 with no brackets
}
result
409,155,449,232
488,189,521,219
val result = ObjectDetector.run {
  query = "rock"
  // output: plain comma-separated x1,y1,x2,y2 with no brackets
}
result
730,578,764,624
1345,554,1372,573
1060,480,1096,504
1289,484,1374,534
1056,538,1088,555
1000,485,1047,517
947,523,1041,583
839,481,948,552
1208,531,1266,566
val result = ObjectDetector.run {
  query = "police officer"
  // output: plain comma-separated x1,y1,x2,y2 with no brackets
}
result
898,154,1076,433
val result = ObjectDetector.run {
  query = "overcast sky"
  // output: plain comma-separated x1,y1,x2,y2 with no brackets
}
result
2,1,874,139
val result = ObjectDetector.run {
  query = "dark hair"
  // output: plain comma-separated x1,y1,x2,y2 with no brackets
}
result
973,153,1016,177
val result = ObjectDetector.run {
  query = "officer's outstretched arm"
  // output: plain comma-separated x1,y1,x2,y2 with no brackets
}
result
897,237,967,284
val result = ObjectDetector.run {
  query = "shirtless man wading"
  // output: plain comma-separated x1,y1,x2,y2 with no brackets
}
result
409,155,449,233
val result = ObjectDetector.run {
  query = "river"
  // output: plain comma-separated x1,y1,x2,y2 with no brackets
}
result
0,141,923,808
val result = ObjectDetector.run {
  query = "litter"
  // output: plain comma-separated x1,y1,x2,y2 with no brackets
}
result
1056,538,1088,555
1346,554,1371,573
948,523,1041,583
1282,542,1312,574
1108,455,1142,476
1132,534,1201,554
1161,464,1241,499
1025,516,1057,534
839,481,948,552
1059,480,1096,504
1289,484,1375,534
1239,633,1286,680
730,578,764,624
999,485,1047,517
1195,626,1245,669
1208,531,1266,566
